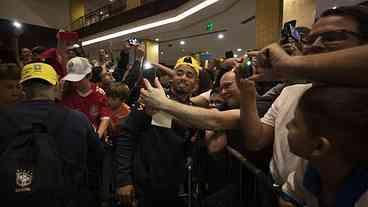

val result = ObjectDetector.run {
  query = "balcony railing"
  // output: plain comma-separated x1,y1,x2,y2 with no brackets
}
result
72,0,189,38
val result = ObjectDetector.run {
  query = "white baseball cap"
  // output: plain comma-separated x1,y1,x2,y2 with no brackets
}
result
62,57,92,82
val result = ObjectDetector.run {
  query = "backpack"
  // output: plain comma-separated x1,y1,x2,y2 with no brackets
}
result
0,106,89,206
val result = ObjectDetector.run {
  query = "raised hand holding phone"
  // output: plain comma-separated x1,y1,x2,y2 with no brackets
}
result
247,44,294,80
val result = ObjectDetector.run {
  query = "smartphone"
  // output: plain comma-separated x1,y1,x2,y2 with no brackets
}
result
238,54,254,79
225,50,234,59
281,20,301,44
142,62,157,85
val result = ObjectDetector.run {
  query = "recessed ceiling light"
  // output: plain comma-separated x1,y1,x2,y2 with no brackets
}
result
155,38,160,42
180,40,186,45
100,11,104,15
218,34,224,39
160,51,164,55
82,0,220,46
13,21,22,29
234,54,239,58
332,6,337,9
237,48,242,52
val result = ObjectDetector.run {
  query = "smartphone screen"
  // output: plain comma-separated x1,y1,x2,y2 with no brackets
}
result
239,56,253,79
225,51,234,59
142,67,157,85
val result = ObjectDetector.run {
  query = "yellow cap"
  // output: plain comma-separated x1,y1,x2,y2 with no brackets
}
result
20,63,59,85
174,56,202,77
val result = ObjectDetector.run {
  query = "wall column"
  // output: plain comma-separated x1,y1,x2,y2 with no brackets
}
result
283,0,316,28
70,0,85,30
145,40,159,64
256,0,283,48
127,0,142,10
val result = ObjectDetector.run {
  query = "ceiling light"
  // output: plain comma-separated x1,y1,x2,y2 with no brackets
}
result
180,40,186,45
332,6,337,9
234,54,238,58
218,33,224,39
82,0,220,46
160,51,164,55
13,21,22,29
100,11,104,15
237,48,242,52
155,38,160,42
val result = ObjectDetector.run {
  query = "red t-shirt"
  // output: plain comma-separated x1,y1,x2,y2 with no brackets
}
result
62,84,112,129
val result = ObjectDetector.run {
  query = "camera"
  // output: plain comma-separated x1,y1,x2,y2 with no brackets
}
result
238,54,254,79
127,37,140,47
280,20,301,45
142,61,157,85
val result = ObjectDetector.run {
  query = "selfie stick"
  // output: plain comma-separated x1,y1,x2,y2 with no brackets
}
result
226,146,305,207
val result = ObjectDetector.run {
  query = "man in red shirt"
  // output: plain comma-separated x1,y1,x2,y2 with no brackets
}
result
61,57,111,139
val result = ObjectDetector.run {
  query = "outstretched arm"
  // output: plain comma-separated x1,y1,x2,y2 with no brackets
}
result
251,43,368,86
140,78,239,130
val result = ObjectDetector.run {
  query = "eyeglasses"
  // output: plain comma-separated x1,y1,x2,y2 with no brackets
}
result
303,30,361,46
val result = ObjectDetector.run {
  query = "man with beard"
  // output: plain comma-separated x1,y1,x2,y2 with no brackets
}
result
115,56,201,207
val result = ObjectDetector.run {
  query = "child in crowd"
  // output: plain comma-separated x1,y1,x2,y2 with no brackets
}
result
106,82,130,137
283,86,368,207
100,72,115,93
61,57,111,140
0,63,21,107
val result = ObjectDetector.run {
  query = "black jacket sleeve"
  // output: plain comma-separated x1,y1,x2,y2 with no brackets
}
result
115,109,149,187
83,115,105,190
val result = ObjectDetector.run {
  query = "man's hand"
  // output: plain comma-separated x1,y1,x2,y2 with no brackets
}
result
117,185,136,207
140,78,169,110
222,57,243,71
234,62,258,96
248,43,295,79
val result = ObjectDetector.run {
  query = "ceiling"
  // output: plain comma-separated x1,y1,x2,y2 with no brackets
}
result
83,0,256,65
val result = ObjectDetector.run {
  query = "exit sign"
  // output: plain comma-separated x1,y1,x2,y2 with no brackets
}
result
207,21,214,32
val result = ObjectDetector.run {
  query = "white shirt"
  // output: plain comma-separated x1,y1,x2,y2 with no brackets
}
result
261,83,312,184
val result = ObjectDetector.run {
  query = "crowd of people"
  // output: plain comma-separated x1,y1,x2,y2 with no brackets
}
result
1,2,368,207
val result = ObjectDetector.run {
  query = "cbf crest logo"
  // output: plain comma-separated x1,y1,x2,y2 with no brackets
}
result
33,64,42,71
15,169,33,192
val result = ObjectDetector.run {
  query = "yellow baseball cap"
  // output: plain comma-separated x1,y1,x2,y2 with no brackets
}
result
174,56,202,77
20,63,59,85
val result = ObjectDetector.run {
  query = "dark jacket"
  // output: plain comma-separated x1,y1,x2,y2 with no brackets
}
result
0,101,105,206
115,108,191,199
